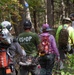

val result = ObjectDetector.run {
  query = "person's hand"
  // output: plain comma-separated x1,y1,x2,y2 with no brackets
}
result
56,56,60,62
58,56,60,61
37,64,41,69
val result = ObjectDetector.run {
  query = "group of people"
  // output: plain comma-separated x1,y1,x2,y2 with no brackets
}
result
0,13,74,75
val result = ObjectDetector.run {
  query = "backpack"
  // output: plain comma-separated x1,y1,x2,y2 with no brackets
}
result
58,26,69,50
0,27,11,68
40,33,51,54
0,48,10,68
0,29,10,68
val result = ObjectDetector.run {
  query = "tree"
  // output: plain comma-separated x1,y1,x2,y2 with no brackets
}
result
0,0,74,34
27,0,46,33
47,0,54,27
18,0,26,34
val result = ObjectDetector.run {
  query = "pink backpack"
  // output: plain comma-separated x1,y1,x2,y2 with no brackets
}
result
40,33,51,54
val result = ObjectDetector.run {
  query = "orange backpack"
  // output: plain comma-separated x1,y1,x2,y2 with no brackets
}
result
0,48,9,68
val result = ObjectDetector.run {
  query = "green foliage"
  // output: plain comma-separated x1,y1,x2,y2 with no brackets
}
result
54,54,74,75
67,54,74,68
0,0,22,22
26,0,45,12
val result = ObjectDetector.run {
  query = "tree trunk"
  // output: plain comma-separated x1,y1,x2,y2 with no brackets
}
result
61,0,65,19
33,10,38,33
18,0,26,34
47,0,54,27
65,0,70,17
51,0,54,27
11,14,19,36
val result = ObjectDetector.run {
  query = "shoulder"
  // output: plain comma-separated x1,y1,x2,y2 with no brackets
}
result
32,32,39,38
18,32,25,37
49,34,54,38
57,25,62,29
32,32,38,35
68,26,74,30
40,32,54,39
40,33,50,36
49,34,55,41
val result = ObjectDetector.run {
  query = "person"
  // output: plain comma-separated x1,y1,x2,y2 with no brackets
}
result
0,21,26,75
18,19,42,75
38,24,60,75
69,13,74,28
56,17,74,69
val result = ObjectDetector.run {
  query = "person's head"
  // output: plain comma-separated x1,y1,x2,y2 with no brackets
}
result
42,24,52,32
23,19,32,30
69,13,74,21
62,17,71,25
0,21,13,45
1,21,12,31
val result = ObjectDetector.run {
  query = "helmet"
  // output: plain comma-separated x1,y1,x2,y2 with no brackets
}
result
23,19,32,29
70,13,74,18
1,21,12,31
0,21,13,45
42,24,52,32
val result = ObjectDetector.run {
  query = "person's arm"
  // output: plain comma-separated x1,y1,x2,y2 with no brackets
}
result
51,35,60,57
14,42,26,56
56,25,62,44
68,27,74,45
71,28,74,44
34,33,43,52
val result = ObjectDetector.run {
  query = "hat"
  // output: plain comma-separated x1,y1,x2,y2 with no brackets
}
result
63,17,71,22
42,24,53,31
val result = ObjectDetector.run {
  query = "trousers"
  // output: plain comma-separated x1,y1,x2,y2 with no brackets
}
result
38,53,55,75
20,65,37,75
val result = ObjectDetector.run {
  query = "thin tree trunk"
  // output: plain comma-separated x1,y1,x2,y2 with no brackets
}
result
11,15,19,36
61,0,65,19
33,10,38,33
51,0,54,27
47,0,54,27
18,0,26,34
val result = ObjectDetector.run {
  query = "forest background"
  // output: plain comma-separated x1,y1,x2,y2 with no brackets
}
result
0,0,74,75
0,0,74,36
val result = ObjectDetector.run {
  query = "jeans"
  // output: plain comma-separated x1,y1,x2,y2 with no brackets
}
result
38,54,55,75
